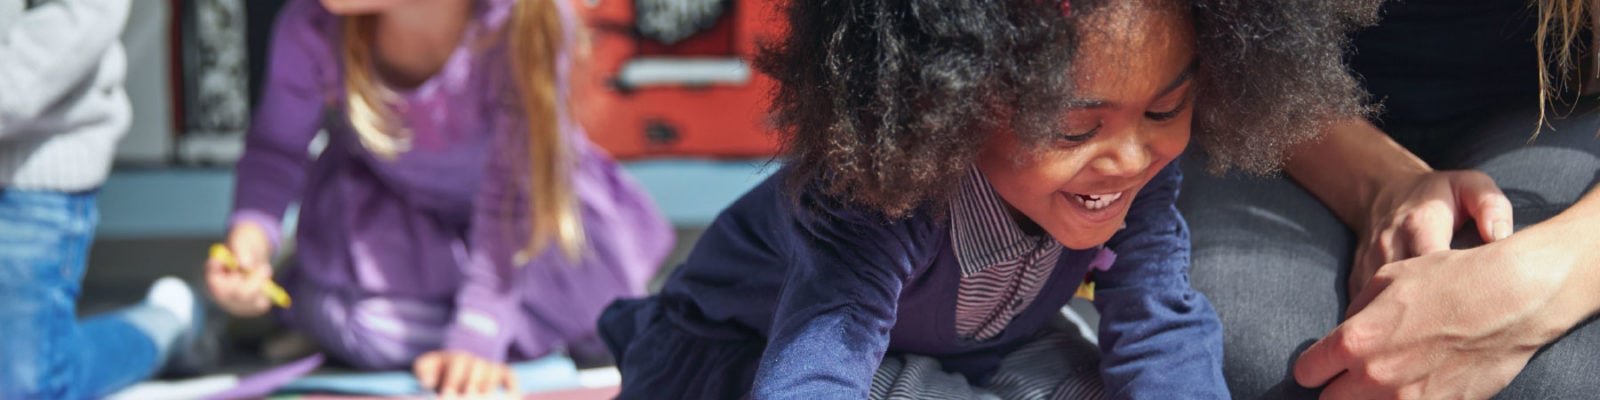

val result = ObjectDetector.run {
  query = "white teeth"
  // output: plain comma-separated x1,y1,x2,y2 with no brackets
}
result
1074,192,1123,211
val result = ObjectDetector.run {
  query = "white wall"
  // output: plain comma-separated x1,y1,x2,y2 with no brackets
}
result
117,2,175,164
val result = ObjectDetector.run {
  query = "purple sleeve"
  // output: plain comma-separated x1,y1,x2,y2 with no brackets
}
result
443,112,527,361
445,0,609,362
229,0,333,250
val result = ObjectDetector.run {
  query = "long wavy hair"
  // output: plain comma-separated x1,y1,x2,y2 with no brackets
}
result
339,0,583,261
1535,0,1596,135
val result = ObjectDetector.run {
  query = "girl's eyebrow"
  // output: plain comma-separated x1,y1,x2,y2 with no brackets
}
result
1066,61,1199,109
1157,61,1199,98
1066,99,1110,109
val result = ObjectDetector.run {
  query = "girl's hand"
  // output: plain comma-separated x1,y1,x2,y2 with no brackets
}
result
413,350,520,399
1294,235,1580,399
205,223,275,317
1349,170,1513,297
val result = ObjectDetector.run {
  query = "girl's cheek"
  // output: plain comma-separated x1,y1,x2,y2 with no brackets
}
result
1154,123,1192,160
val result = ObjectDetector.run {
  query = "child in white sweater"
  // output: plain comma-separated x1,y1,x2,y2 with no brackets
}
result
0,1,203,397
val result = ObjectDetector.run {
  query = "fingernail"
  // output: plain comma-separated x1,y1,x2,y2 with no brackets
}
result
1493,221,1512,241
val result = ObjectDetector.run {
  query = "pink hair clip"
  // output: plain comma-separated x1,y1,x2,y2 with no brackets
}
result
1059,0,1071,16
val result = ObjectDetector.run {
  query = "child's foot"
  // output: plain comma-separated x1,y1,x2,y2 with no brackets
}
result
146,277,221,377
145,277,195,326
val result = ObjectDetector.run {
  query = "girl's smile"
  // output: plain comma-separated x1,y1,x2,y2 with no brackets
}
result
978,1,1196,250
1063,188,1129,223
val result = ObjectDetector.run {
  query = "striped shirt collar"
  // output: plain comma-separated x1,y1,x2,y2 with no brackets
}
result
950,167,1064,277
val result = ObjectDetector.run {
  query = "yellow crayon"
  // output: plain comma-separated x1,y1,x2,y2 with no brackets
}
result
210,244,292,308
1073,281,1095,302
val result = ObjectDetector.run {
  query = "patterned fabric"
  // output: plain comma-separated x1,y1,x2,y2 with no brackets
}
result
868,330,1106,400
950,168,1064,340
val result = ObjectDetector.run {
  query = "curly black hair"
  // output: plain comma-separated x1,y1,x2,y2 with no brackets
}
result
756,0,1380,217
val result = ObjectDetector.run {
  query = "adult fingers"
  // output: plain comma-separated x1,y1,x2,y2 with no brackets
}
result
1453,172,1514,243
1294,326,1355,389
1348,239,1387,299
1318,372,1388,400
1345,269,1394,318
1398,202,1453,259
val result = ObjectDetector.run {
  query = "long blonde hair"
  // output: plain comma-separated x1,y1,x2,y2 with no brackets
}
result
339,0,584,262
1535,0,1595,135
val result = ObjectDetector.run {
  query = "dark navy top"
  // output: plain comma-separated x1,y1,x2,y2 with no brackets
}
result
648,159,1226,399
1349,0,1549,128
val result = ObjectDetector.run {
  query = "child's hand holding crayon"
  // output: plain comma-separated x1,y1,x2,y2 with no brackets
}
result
204,223,289,317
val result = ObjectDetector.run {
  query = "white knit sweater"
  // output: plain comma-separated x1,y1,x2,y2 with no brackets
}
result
0,0,131,192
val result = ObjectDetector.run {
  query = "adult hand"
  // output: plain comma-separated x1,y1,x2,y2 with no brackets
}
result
414,350,520,399
1294,236,1580,399
204,223,276,317
1348,170,1513,297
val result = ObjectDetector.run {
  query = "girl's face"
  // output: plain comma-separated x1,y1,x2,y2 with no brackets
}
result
977,2,1196,250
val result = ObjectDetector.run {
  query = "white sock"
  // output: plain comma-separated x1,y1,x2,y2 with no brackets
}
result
145,277,196,327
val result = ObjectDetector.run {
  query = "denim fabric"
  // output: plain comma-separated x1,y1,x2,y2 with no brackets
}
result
1178,98,1600,399
0,189,173,399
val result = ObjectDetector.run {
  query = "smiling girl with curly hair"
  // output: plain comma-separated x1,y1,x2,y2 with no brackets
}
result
599,0,1377,398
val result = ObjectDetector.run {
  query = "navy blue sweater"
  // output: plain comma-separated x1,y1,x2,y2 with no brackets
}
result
635,160,1226,399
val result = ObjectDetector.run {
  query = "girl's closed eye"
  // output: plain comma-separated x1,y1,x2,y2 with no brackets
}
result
1144,84,1194,122
1058,107,1104,143
1060,122,1101,143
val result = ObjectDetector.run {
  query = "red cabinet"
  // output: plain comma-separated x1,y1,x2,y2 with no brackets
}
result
569,0,784,159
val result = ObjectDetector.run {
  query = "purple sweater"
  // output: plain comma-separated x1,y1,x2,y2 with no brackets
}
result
232,0,672,360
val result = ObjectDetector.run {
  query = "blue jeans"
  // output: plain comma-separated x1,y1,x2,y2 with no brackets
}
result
0,189,176,399
1179,98,1600,399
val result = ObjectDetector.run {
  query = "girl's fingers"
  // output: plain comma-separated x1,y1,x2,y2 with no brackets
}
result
247,296,271,314
418,354,514,398
228,273,262,302
204,259,231,298
208,264,271,315
466,359,492,396
502,365,520,395
483,364,515,395
441,353,472,398
414,353,443,391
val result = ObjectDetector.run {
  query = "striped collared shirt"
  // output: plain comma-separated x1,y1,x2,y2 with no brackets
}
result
950,167,1063,341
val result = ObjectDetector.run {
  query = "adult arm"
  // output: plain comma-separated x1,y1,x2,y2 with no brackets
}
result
1284,118,1512,295
1287,119,1600,398
1294,186,1600,399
